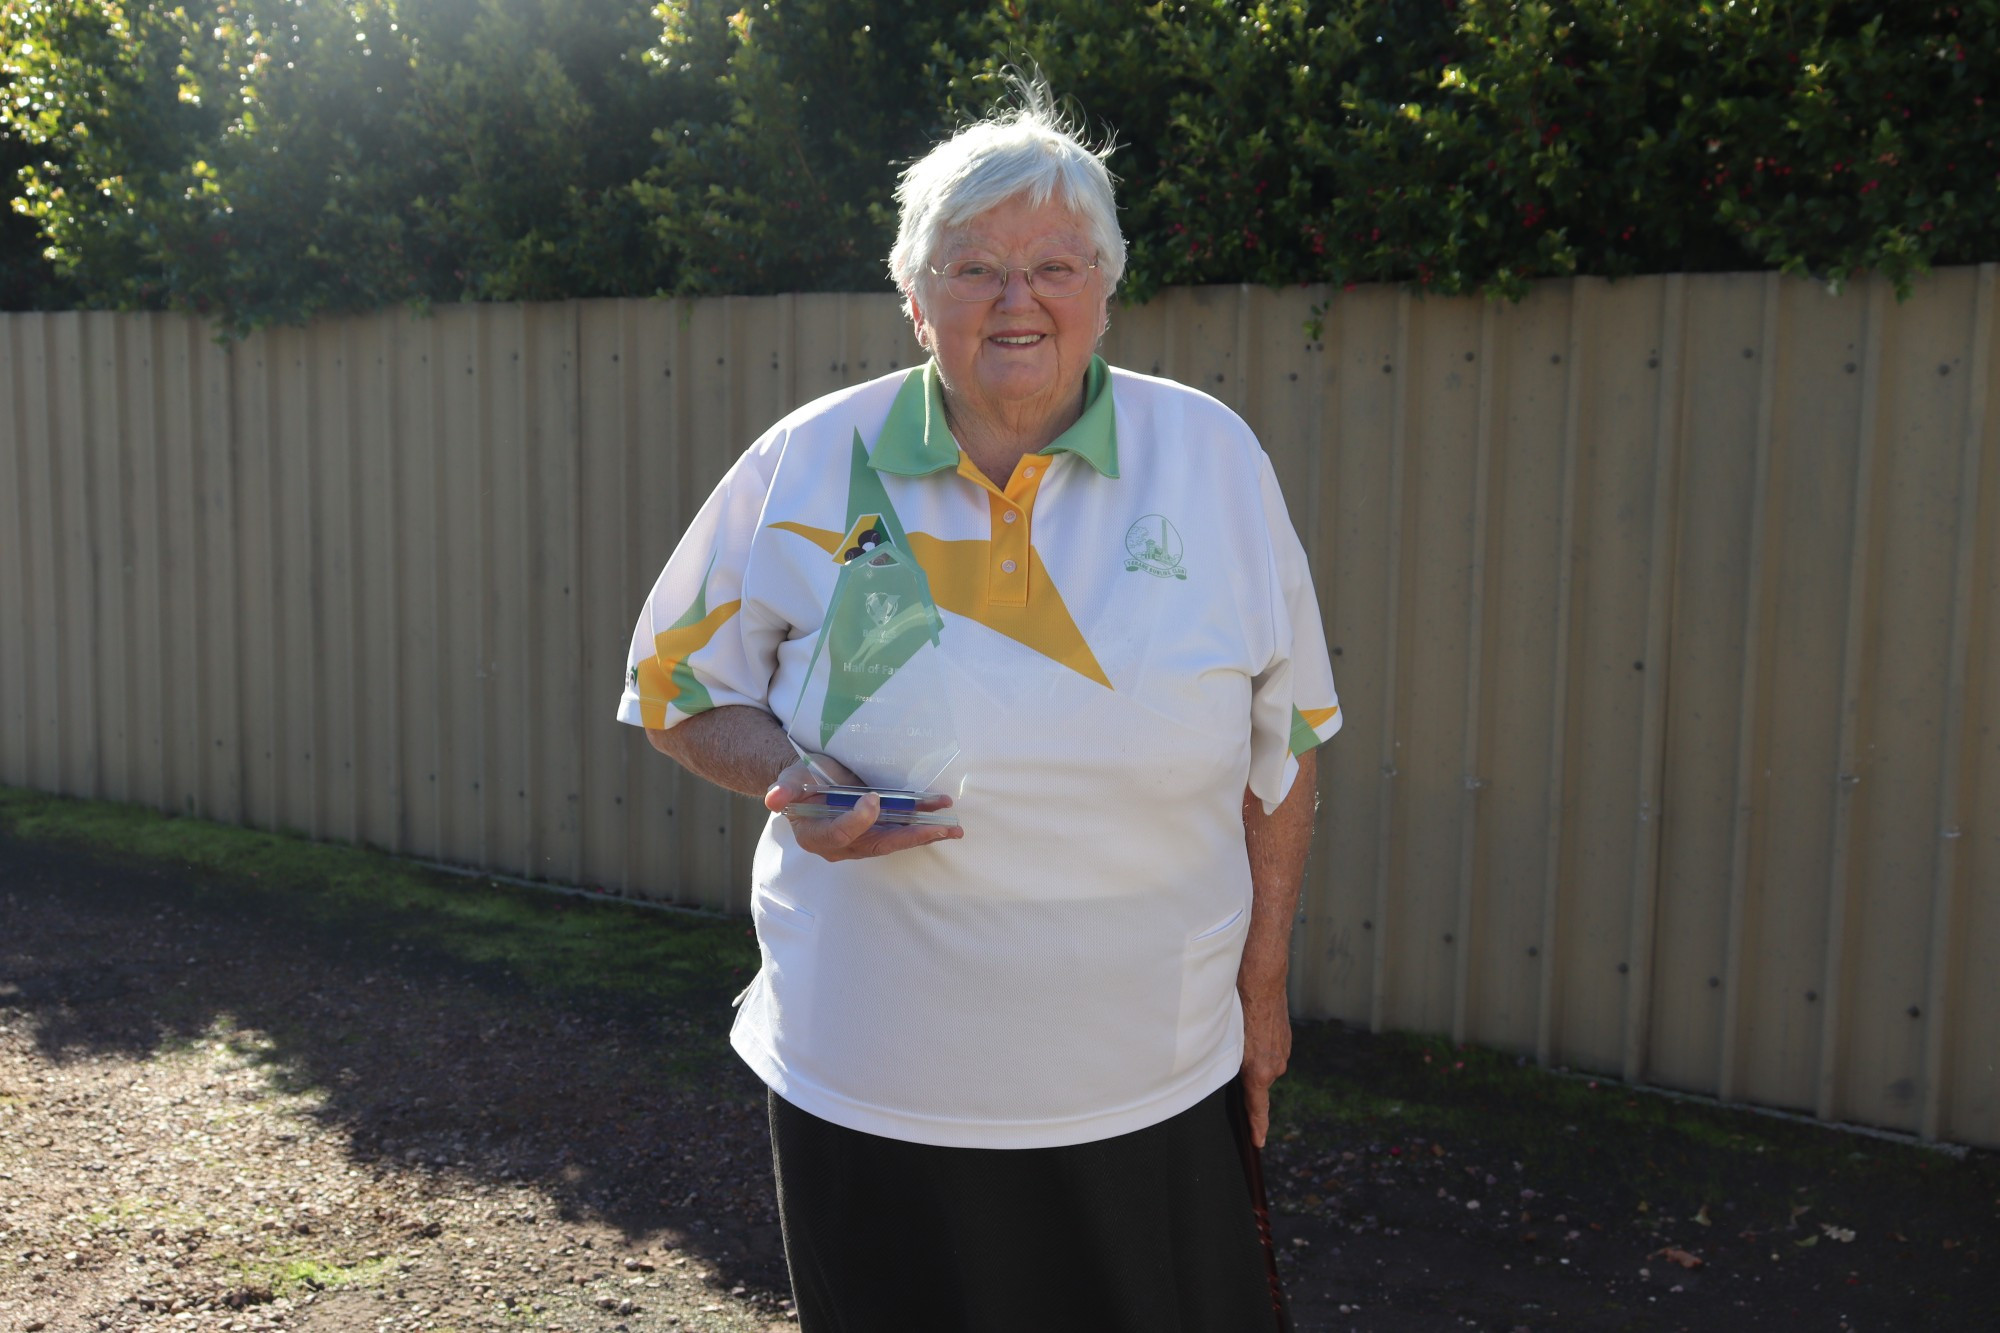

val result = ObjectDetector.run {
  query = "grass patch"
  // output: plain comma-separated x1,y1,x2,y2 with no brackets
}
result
242,1253,392,1297
1273,1022,1997,1240
77,1196,206,1234
0,785,760,1022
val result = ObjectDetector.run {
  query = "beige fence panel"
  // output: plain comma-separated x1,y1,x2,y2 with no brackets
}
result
1956,270,2000,1146
3,270,1996,1146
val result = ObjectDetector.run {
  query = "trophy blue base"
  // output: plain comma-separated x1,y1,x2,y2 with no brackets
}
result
785,785,958,828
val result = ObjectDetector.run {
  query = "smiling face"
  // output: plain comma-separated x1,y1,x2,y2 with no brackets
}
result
909,193,1108,442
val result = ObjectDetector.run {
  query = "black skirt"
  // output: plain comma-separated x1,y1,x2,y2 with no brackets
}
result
767,1078,1285,1333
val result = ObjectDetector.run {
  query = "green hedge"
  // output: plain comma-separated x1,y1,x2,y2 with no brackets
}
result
1,0,710,328
3,1,1994,330
0,109,67,309
952,0,1998,301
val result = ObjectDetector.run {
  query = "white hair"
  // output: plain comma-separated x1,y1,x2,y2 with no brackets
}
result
888,78,1125,299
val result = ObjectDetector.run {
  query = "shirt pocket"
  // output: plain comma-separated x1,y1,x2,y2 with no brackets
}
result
1173,905,1250,1076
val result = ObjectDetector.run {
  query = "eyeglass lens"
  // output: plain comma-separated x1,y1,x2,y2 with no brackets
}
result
939,257,1093,300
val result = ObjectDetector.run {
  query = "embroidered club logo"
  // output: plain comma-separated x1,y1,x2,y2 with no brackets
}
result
1123,514,1187,580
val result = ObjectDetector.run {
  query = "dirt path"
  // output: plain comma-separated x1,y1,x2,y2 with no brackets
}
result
2,816,1995,1332
0,835,790,1333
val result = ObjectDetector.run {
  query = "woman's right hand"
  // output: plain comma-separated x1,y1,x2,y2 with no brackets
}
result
764,758,962,861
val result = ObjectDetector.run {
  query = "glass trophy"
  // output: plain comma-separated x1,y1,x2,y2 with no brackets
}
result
782,537,960,827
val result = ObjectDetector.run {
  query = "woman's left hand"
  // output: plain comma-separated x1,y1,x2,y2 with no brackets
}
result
1239,980,1292,1149
1237,750,1317,1148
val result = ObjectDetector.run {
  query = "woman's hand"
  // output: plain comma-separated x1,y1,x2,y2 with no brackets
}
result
646,707,960,860
1238,981,1293,1149
764,757,962,861
1237,750,1317,1148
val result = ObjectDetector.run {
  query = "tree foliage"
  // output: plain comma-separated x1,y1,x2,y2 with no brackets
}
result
3,0,1995,328
949,0,1998,300
0,93,67,308
632,0,988,295
1,0,706,328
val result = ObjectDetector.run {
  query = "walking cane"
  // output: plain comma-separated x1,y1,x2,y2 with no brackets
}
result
1228,1080,1293,1333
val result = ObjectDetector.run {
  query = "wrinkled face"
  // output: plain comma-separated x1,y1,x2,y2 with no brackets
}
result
909,193,1108,428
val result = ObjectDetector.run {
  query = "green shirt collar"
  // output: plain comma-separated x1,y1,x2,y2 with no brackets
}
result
869,357,1120,479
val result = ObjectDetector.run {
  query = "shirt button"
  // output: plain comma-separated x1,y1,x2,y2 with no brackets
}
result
1023,466,1037,479
1002,510,1018,524
1001,559,1018,574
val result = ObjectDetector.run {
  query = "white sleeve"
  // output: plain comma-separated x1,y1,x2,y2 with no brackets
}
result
614,444,787,731
1246,450,1342,813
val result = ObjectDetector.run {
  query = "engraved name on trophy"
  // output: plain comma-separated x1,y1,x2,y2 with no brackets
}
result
782,524,959,827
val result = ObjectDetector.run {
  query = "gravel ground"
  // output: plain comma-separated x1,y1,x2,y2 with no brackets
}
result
3,805,1995,1333
0,1019,789,1333
0,835,791,1333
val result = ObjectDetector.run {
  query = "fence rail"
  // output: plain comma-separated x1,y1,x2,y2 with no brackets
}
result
4,269,1996,1146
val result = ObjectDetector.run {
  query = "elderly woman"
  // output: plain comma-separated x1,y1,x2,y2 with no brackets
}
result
618,86,1339,1331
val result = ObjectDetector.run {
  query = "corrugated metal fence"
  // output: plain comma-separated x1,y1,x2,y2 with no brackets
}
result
3,269,1995,1146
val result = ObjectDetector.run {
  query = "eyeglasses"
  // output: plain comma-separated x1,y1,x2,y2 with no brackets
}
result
927,255,1099,302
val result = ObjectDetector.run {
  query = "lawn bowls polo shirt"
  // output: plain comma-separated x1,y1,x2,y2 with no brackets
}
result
617,357,1341,1149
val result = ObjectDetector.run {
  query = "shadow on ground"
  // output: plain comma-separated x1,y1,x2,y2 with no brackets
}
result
5,795,1999,1332
0,825,789,1302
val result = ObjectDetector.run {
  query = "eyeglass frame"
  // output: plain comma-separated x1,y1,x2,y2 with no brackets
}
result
924,255,1101,302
